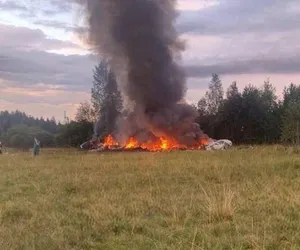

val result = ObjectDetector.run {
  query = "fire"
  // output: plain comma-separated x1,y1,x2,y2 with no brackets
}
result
126,136,187,151
200,138,209,145
102,134,210,151
125,137,139,149
103,134,119,149
160,138,168,150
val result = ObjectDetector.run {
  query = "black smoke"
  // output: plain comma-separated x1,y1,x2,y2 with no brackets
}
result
78,0,206,145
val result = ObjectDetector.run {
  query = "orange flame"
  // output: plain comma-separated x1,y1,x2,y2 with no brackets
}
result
125,137,139,149
160,138,168,150
103,135,119,149
103,134,210,151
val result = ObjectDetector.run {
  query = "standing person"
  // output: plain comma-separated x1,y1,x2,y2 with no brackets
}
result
33,138,40,156
0,141,2,155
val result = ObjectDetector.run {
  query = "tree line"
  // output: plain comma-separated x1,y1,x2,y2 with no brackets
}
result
0,61,122,148
0,110,95,148
196,74,300,144
76,64,300,145
0,111,58,148
1,61,300,148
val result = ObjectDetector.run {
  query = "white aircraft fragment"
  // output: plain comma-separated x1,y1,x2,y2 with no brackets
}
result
205,139,232,151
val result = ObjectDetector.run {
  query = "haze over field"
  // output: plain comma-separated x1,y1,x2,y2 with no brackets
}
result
1,0,300,120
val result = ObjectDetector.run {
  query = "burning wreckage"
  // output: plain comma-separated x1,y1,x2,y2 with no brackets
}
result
77,0,232,152
80,136,232,152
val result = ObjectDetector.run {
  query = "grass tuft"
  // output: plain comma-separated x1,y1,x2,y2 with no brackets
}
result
202,185,236,223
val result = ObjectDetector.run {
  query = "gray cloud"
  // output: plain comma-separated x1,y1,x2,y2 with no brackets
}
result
0,0,28,11
178,0,300,35
0,24,80,51
25,0,75,16
1,0,300,93
0,0,36,19
0,49,95,90
41,9,57,16
33,19,72,30
0,24,95,90
185,57,300,78
33,19,86,33
0,0,75,19
4,0,299,38
48,0,74,12
1,0,300,119
27,0,300,48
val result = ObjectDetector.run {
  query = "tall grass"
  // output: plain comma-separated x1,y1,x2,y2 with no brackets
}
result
1,146,300,249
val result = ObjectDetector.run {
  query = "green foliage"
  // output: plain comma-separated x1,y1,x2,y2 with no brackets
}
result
1,124,55,148
55,121,94,147
216,81,243,141
9,134,32,149
205,73,224,115
196,74,224,137
283,83,300,107
75,101,96,123
280,83,300,144
91,61,109,116
197,75,281,144
281,101,300,144
0,110,58,135
91,61,123,137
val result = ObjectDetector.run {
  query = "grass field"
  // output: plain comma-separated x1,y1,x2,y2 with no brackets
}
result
1,146,300,249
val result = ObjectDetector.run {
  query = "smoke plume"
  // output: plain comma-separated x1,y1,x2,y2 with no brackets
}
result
78,0,206,145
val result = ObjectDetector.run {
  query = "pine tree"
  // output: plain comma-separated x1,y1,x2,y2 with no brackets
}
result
91,61,109,116
281,101,300,144
205,74,224,115
226,81,239,99
91,61,123,137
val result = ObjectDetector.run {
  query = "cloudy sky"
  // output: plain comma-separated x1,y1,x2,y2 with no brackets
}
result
1,0,300,121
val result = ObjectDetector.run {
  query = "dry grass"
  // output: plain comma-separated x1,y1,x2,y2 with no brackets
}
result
1,146,300,249
202,185,236,223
